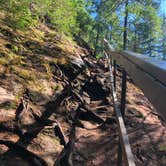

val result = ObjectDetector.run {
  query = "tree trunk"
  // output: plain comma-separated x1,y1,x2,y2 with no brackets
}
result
134,28,137,52
123,0,129,50
94,23,100,56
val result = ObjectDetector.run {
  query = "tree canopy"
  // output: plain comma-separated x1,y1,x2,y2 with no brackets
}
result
0,0,165,59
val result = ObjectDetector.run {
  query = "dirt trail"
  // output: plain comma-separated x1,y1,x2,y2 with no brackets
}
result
0,54,165,166
73,59,118,166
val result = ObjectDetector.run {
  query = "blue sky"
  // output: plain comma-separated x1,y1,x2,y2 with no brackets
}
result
161,0,166,14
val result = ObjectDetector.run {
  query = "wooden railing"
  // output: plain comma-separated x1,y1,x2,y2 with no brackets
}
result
104,39,166,166
104,39,166,122
103,47,135,166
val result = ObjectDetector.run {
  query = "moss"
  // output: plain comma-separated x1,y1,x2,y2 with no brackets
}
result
12,66,36,81
0,101,17,110
0,20,80,105
0,53,25,67
52,136,61,146
41,132,60,146
159,145,166,152
11,45,19,53
0,58,8,65
43,63,52,80
26,26,45,42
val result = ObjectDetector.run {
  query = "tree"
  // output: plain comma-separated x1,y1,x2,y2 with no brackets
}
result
0,0,79,34
0,0,164,60
123,0,129,50
120,0,162,56
160,14,166,60
0,0,37,29
86,0,123,56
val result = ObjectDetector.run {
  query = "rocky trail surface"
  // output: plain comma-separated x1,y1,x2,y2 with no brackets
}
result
0,53,165,166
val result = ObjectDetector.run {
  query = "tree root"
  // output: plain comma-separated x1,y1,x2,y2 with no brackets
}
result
72,90,105,124
78,108,104,124
54,109,80,166
0,140,48,166
0,121,23,136
54,121,67,146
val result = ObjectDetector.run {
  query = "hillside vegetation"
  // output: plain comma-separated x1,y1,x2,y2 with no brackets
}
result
0,2,90,165
0,0,165,59
0,1,89,108
0,1,165,166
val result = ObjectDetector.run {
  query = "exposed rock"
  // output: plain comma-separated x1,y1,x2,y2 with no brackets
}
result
69,55,85,69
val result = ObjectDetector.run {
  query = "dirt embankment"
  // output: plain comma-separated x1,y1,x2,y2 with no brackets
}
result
0,18,165,166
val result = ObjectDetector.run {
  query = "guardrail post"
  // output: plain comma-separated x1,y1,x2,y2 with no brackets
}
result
121,69,127,118
113,60,117,91
117,69,127,166
117,138,123,166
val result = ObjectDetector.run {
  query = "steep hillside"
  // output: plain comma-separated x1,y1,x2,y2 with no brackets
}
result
0,9,165,166
0,9,91,164
0,11,87,113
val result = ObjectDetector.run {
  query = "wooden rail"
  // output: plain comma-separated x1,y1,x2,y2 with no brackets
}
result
104,39,166,122
104,51,135,166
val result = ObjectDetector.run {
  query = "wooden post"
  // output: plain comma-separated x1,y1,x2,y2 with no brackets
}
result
117,138,123,166
120,69,127,118
114,60,117,91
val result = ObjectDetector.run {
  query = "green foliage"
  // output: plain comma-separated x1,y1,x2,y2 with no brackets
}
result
0,0,37,29
0,0,164,58
0,0,79,34
83,0,163,57
0,100,17,110
47,0,78,33
125,0,162,56
159,14,166,60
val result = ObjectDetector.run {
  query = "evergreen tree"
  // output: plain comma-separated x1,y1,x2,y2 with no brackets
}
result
160,14,166,60
0,0,164,59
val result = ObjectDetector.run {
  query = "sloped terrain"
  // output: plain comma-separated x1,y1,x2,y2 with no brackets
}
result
0,15,165,166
